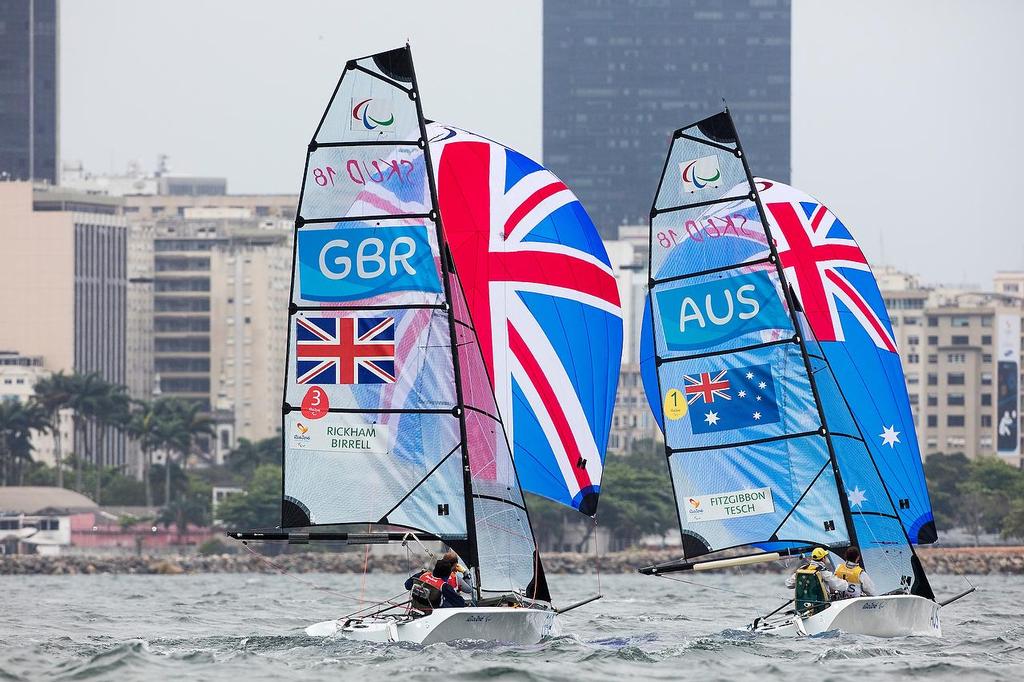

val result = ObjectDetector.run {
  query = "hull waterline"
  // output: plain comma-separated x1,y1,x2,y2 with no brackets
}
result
750,594,941,638
306,606,560,645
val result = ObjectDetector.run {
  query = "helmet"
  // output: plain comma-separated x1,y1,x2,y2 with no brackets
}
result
810,547,829,561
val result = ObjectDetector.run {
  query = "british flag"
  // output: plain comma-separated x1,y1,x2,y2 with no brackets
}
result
761,180,898,353
429,125,623,515
296,316,396,385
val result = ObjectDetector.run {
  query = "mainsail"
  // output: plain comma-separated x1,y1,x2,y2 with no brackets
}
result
639,110,854,561
639,110,934,598
280,45,547,600
427,124,623,516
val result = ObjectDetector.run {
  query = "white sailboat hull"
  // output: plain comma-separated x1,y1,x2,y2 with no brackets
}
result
305,606,560,645
751,594,941,638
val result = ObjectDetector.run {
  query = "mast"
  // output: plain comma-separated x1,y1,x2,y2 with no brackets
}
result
406,45,479,571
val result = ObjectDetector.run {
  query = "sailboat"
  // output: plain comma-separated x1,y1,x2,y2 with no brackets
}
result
229,45,622,645
637,108,971,637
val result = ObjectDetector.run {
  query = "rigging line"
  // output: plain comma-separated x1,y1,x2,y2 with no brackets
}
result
359,522,371,603
238,542,404,608
655,572,792,603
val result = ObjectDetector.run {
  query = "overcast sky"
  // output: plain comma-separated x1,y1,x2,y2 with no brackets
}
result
61,0,1023,286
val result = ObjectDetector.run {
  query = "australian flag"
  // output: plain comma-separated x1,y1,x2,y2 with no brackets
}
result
686,364,779,434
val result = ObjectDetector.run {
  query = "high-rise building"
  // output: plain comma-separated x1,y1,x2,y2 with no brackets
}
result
0,182,128,468
131,196,295,460
544,0,791,235
0,0,58,184
881,268,1024,466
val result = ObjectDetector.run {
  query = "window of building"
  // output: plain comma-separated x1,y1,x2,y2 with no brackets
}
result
928,354,938,364
951,335,969,345
982,335,992,345
981,414,992,427
947,372,965,385
982,372,993,386
904,316,919,326
907,335,920,346
951,316,970,328
927,415,938,427
927,335,939,345
947,415,965,427
981,393,992,406
927,373,938,386
926,393,938,406
980,436,993,449
907,374,919,385
909,393,919,405
947,393,965,406
908,353,919,364
927,317,938,327
982,316,993,327
927,437,938,449
947,353,966,363
38,518,59,531
983,354,992,363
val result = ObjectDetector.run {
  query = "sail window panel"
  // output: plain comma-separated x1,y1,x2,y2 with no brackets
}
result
292,219,445,308
300,145,429,221
315,68,420,145
650,197,770,278
472,495,540,597
285,309,456,411
832,436,892,518
283,411,464,535
455,323,502,419
669,434,845,558
852,513,932,598
658,344,820,451
651,263,795,361
354,51,416,90
466,410,523,502
654,129,746,213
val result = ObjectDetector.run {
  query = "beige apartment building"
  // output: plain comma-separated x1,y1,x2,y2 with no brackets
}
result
134,198,294,461
881,268,1024,465
0,182,131,469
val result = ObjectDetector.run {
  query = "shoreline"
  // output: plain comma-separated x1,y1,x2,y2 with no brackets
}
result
2,545,1023,576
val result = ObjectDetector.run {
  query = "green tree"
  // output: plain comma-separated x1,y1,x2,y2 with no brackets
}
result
158,476,211,534
598,459,676,549
32,371,73,488
923,452,970,530
225,436,279,481
0,400,50,485
152,398,214,504
90,383,131,504
216,464,281,529
65,372,110,492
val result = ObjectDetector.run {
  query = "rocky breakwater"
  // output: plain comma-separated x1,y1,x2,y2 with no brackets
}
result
3,546,1024,575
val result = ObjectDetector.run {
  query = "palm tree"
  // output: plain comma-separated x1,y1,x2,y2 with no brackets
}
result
127,399,162,508
153,397,214,505
65,372,110,492
0,400,50,485
91,384,131,504
31,372,73,488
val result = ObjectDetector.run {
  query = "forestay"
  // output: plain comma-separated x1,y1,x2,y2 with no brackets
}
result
639,110,853,560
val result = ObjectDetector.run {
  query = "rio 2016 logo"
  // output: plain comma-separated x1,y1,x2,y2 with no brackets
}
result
679,155,722,193
351,98,395,131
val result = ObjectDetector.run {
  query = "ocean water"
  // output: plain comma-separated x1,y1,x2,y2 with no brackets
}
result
1,571,1020,681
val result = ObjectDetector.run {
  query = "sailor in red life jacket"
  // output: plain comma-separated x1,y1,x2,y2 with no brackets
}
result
443,549,476,603
404,558,467,613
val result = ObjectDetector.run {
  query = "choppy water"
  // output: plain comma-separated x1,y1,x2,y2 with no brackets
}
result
1,571,1020,681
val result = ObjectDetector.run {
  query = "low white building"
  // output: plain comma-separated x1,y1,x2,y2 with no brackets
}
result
0,487,98,555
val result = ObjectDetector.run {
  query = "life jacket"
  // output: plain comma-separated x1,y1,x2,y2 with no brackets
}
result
410,572,446,612
447,573,459,590
834,563,864,598
793,565,830,616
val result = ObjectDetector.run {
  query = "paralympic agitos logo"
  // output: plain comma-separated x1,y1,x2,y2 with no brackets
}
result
679,154,722,193
351,98,395,131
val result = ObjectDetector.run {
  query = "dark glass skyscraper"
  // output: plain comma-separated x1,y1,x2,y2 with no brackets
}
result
544,0,790,236
0,0,58,184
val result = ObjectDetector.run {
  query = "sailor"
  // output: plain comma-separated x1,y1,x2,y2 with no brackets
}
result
833,546,877,598
443,549,476,602
785,547,849,601
405,558,467,613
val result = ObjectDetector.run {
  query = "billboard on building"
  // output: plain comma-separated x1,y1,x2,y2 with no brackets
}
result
997,313,1021,457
